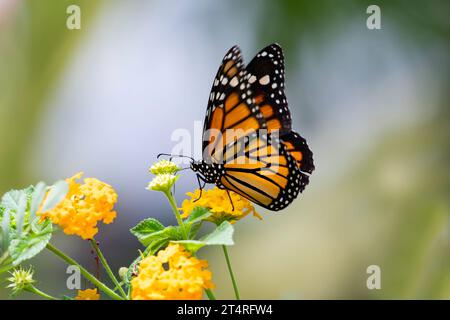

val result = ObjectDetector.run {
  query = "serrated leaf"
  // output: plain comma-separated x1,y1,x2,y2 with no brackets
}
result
138,226,180,247
1,209,10,253
29,182,47,222
184,207,211,224
130,218,164,240
187,221,202,240
31,217,52,234
183,207,211,240
15,193,27,235
40,180,68,212
1,190,25,213
174,221,234,253
9,219,53,265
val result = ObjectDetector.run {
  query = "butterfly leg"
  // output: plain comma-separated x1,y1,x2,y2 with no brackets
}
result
226,190,235,211
193,174,207,202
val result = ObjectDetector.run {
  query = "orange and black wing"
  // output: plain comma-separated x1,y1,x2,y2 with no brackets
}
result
281,131,315,174
202,46,266,164
245,43,292,135
219,133,309,211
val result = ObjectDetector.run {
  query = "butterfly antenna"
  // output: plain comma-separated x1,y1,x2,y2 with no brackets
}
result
157,153,194,162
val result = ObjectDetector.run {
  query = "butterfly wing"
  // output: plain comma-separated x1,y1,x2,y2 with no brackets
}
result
219,133,309,211
281,131,315,174
202,46,265,164
245,43,292,135
201,44,314,211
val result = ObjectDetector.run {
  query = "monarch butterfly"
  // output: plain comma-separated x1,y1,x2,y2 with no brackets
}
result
169,44,314,211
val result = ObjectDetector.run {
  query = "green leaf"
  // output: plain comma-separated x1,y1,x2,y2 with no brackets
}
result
130,218,182,247
174,221,234,253
15,193,27,235
184,207,211,224
29,182,47,222
1,190,24,213
183,207,211,240
9,218,53,265
40,180,68,212
130,218,164,240
187,221,203,240
1,209,11,253
138,226,180,247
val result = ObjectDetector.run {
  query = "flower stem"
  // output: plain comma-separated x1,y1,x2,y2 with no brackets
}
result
222,245,240,300
205,288,216,300
90,239,128,299
46,243,123,300
26,285,58,300
163,190,189,239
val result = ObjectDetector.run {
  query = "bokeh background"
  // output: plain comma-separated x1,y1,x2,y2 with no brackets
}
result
0,0,449,299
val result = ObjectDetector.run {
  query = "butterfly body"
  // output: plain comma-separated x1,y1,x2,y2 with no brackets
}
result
190,161,224,184
193,44,314,211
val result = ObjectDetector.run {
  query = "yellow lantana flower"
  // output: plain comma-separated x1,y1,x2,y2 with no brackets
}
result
75,288,100,300
131,243,214,300
39,172,118,240
181,187,261,223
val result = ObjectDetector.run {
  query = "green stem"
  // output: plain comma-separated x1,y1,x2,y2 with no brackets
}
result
205,288,216,300
46,243,123,300
90,239,128,299
163,190,189,239
26,285,58,300
222,245,240,300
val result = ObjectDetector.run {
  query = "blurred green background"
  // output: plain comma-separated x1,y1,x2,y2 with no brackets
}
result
0,0,449,299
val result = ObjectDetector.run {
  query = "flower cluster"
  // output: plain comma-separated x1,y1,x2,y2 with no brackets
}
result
39,172,118,240
147,160,181,192
75,289,100,300
149,159,180,175
131,244,214,300
181,187,261,223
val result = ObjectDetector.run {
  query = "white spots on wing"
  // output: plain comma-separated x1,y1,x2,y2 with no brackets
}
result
246,98,253,105
221,77,228,85
272,83,277,89
230,76,238,87
259,75,270,85
219,93,225,100
248,75,257,84
214,78,219,86
261,51,267,57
